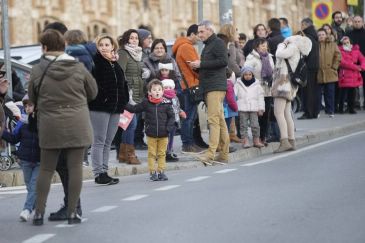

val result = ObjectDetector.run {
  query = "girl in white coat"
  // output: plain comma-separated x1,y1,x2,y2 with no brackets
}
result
271,35,312,153
234,66,265,148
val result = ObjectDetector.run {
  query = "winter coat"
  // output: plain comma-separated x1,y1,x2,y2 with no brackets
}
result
331,23,345,44
125,98,175,138
2,120,40,163
302,25,320,70
199,33,228,94
0,95,6,136
143,53,182,87
172,37,200,90
317,39,341,84
117,49,145,103
271,35,312,101
224,79,238,118
243,39,256,57
88,52,129,113
28,53,98,149
267,30,285,58
244,50,275,97
338,45,365,88
65,43,96,72
227,42,244,77
234,78,265,112
347,27,365,56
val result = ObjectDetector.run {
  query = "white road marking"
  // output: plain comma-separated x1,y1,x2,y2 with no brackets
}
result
0,190,27,195
22,234,55,243
154,185,181,191
214,168,237,174
242,131,365,167
122,194,148,201
91,206,118,213
186,176,211,182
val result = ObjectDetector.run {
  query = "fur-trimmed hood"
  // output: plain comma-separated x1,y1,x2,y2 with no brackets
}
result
284,35,312,56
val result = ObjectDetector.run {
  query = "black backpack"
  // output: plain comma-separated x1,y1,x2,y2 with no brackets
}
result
284,55,308,88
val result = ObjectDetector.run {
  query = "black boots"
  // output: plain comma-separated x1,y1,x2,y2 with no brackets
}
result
68,212,82,224
33,212,44,226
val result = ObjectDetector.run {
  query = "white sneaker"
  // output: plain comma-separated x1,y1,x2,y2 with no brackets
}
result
19,209,30,222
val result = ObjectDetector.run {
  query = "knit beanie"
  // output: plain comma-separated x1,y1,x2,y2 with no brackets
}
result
158,62,173,71
161,79,175,89
137,29,151,42
22,94,30,106
241,65,255,75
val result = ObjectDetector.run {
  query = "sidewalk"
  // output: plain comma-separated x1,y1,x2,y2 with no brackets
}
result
1,110,365,187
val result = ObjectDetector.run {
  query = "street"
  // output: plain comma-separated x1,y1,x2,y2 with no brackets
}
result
1,131,365,243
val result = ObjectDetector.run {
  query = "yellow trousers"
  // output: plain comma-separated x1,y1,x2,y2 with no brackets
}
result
146,136,168,172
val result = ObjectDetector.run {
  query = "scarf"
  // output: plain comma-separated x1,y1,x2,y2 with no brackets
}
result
163,89,176,99
343,44,352,52
259,52,273,79
241,77,255,87
124,44,143,62
148,95,163,104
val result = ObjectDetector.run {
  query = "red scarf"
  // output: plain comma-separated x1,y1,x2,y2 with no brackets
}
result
148,95,163,104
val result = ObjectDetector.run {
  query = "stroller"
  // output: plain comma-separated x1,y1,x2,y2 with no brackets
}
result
0,102,22,171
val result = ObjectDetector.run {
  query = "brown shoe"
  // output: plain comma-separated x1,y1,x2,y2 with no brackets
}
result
230,134,242,143
253,137,264,148
242,137,251,149
126,144,141,165
118,144,127,163
274,138,293,153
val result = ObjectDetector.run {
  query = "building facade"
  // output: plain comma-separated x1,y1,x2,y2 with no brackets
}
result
1,0,349,47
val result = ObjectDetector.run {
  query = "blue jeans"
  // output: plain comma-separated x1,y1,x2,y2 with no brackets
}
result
225,117,232,131
320,83,336,114
122,115,137,144
180,90,198,146
21,160,40,212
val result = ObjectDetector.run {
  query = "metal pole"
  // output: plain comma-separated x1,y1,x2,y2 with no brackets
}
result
1,0,13,98
219,0,232,25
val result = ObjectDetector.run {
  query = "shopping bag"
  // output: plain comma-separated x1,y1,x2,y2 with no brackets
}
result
118,110,134,130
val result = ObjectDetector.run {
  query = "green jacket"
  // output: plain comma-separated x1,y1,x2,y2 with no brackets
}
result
199,34,228,94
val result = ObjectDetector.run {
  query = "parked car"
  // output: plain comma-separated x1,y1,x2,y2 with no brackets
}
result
0,57,32,90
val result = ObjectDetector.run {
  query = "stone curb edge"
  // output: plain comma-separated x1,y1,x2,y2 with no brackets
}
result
1,120,365,187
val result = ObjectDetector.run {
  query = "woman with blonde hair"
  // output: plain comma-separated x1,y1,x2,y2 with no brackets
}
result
89,33,129,185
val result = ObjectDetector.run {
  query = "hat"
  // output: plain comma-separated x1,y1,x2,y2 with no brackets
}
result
22,94,30,105
241,66,255,75
158,62,173,71
161,79,175,89
137,29,151,42
340,36,350,44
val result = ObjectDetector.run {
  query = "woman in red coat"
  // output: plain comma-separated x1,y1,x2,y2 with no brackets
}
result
338,36,365,114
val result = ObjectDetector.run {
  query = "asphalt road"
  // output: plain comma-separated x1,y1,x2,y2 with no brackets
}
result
1,131,365,243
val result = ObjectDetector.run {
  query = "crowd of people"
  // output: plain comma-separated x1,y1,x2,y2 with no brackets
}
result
1,10,365,226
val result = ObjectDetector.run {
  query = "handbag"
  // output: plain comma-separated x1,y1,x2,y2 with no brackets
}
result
181,74,203,104
29,57,58,132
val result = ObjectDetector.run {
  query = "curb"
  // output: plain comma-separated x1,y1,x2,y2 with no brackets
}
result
1,120,365,187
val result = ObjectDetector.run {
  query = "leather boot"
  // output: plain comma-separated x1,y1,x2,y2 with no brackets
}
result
274,138,293,153
242,137,251,149
229,120,242,143
126,144,141,165
253,137,264,148
288,139,296,151
118,143,127,163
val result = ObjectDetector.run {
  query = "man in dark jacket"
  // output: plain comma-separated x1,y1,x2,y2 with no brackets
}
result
189,20,229,165
347,16,365,109
332,11,345,44
267,18,285,61
298,18,320,119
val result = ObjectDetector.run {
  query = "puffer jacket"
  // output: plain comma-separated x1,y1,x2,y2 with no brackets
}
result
338,44,365,88
244,50,275,97
125,98,175,138
234,78,265,112
65,43,96,72
172,37,200,90
224,79,238,118
272,35,312,101
317,39,341,84
117,49,145,103
2,120,40,163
